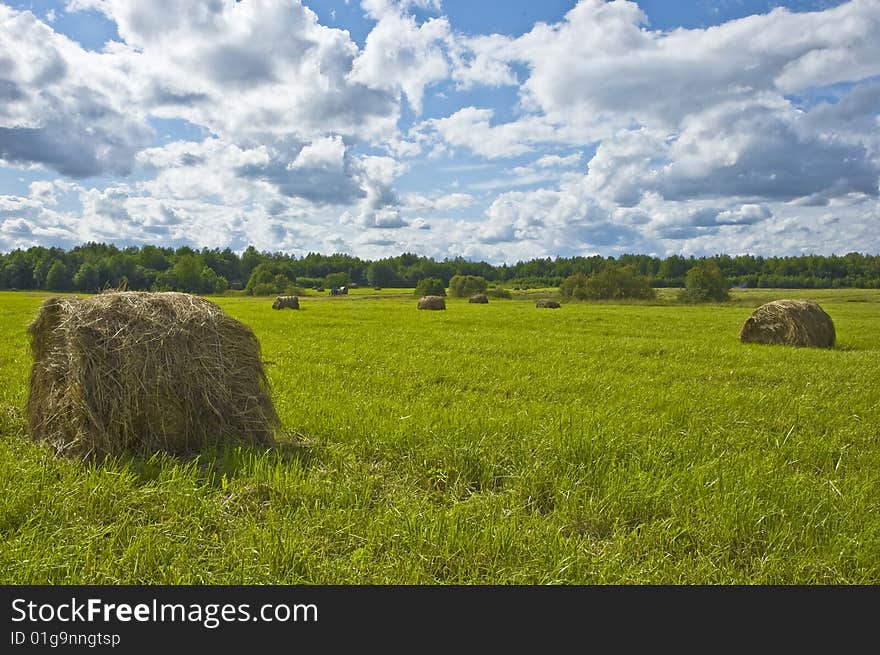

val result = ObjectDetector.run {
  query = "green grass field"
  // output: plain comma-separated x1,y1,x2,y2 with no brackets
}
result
1,288,879,583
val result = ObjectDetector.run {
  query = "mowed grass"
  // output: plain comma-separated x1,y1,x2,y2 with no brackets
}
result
1,288,879,583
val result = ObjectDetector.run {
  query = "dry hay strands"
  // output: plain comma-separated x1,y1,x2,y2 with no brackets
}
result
535,299,561,309
272,295,300,310
27,292,281,459
740,299,835,348
468,294,489,304
418,295,446,310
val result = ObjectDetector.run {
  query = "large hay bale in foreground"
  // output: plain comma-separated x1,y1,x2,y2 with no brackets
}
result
469,294,489,304
27,292,280,458
740,299,835,348
272,295,299,310
536,299,561,309
418,295,446,310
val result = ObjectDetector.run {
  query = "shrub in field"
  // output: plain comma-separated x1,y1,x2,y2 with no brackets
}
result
487,286,512,299
488,286,511,298
561,266,656,300
26,291,279,458
678,260,730,303
155,255,229,295
449,275,488,298
559,272,589,299
740,299,835,347
245,262,297,296
414,277,446,297
248,281,301,296
324,272,350,289
296,277,325,290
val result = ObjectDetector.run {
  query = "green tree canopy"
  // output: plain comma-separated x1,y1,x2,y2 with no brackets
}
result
561,266,655,300
325,271,350,289
73,262,101,292
2,243,880,295
366,261,397,288
245,261,297,296
414,277,446,297
678,260,731,303
448,274,488,298
45,260,70,291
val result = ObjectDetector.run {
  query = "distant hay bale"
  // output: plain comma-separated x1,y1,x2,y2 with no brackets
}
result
468,294,489,304
535,299,561,309
739,299,835,348
272,295,299,310
27,292,280,458
418,295,446,310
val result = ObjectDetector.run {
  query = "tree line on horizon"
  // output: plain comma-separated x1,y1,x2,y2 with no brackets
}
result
1,242,879,295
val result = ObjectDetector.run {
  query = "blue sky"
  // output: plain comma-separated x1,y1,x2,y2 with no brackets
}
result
0,0,876,262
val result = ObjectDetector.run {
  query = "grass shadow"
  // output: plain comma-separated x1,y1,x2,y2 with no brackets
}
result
118,430,317,487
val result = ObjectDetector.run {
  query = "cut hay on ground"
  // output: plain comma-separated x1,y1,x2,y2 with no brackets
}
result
535,299,561,309
27,291,280,458
740,299,835,348
469,294,489,304
272,295,300,309
418,295,446,310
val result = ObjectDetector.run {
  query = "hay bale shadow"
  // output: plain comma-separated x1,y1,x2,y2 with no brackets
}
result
195,439,315,484
119,435,316,487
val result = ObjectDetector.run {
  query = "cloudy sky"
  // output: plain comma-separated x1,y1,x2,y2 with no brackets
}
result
0,0,878,262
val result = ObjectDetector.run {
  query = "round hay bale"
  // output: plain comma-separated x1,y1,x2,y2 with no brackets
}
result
27,292,280,458
535,299,561,309
739,299,835,348
468,294,489,304
418,295,446,310
272,295,299,310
